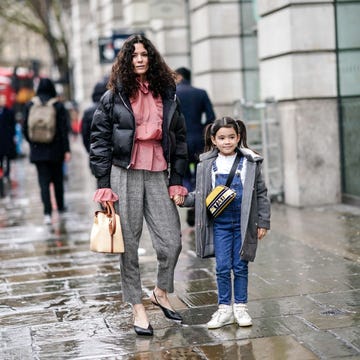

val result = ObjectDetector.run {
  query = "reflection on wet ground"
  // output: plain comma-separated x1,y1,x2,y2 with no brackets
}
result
0,138,359,359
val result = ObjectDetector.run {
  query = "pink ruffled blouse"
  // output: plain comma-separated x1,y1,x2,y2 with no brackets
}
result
92,81,188,203
129,81,167,171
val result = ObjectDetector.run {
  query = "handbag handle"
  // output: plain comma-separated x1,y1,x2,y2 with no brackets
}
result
105,201,117,236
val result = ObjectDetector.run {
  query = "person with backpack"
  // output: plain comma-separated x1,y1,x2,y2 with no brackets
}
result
23,78,71,225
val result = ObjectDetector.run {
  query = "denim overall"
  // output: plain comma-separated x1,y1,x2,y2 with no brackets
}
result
213,156,248,305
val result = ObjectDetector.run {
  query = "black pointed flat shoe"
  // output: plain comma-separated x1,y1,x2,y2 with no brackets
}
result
134,323,153,336
151,291,183,322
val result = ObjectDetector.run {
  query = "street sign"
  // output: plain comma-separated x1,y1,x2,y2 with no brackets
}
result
98,37,115,64
98,34,133,64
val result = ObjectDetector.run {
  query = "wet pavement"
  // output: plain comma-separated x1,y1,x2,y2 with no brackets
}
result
0,137,359,360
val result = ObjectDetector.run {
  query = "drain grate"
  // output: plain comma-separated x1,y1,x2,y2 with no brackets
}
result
320,309,346,316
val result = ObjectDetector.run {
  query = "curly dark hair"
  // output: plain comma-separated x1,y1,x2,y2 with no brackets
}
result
107,34,176,99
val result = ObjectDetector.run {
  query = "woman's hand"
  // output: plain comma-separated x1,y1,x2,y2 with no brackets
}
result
64,152,71,162
257,228,267,240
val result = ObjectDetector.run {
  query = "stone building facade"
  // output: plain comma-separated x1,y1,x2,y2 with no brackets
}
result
0,22,51,73
70,0,360,207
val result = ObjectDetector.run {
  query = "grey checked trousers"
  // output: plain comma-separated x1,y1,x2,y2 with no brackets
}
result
110,166,182,304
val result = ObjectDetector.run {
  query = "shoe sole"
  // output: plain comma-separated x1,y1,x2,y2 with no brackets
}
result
207,320,235,329
236,321,252,327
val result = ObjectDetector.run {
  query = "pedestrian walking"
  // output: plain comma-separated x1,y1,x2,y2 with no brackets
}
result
81,79,108,154
89,34,188,336
178,116,271,329
23,78,71,225
175,67,215,226
0,93,17,179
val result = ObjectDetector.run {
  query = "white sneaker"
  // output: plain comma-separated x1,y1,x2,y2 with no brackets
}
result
43,215,52,225
207,304,234,329
233,303,252,327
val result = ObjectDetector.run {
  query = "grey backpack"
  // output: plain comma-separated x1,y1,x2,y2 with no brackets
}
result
28,96,57,143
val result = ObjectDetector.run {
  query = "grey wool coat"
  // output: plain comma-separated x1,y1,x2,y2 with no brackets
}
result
183,147,271,261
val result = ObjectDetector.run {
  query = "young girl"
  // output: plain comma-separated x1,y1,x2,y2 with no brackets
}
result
177,116,270,329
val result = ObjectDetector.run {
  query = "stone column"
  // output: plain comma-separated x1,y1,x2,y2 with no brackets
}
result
71,0,124,109
188,0,243,115
71,0,93,106
148,1,189,69
121,0,189,70
258,1,341,206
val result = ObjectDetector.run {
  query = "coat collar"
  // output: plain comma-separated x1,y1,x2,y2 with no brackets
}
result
199,147,263,163
116,81,176,101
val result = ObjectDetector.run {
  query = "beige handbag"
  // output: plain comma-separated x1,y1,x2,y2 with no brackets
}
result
90,201,124,253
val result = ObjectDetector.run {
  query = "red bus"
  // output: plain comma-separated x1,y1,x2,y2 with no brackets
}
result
0,66,35,114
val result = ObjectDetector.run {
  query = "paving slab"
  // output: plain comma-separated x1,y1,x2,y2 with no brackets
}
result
0,138,359,359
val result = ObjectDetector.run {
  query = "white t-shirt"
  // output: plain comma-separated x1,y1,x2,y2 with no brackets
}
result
212,153,247,188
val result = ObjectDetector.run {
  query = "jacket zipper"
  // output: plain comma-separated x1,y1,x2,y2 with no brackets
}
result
166,95,177,171
118,91,136,169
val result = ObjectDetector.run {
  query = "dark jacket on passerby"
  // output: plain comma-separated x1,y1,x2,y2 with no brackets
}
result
23,78,70,163
0,106,16,159
90,83,188,188
183,147,271,261
176,78,215,163
81,81,107,153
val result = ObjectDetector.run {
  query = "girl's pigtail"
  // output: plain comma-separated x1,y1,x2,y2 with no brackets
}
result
236,120,248,148
203,123,214,152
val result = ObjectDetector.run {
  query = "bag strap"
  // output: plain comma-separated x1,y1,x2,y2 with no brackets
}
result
47,97,58,106
225,153,241,188
31,96,41,105
32,96,57,106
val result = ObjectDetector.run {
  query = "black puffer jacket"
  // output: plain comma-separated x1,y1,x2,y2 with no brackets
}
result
90,84,188,188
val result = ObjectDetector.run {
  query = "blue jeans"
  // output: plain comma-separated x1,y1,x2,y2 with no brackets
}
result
213,163,248,304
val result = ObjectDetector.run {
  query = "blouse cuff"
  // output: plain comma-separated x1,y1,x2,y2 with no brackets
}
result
168,185,188,197
93,188,119,203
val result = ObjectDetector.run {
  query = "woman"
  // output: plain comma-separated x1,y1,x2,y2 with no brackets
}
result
90,34,188,336
23,78,71,225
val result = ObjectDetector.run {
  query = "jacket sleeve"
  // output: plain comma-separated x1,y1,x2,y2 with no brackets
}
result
89,92,114,188
256,163,271,230
203,91,216,125
81,108,92,153
182,191,195,207
169,101,188,186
